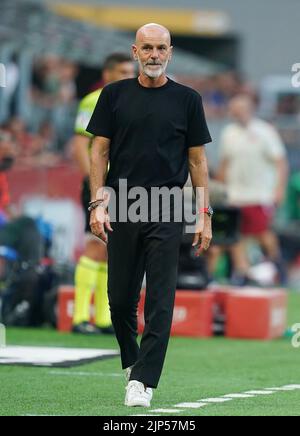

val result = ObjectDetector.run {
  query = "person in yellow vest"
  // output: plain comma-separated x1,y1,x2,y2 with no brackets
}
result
72,53,135,334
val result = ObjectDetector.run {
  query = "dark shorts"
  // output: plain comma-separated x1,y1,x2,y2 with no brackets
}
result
241,205,274,236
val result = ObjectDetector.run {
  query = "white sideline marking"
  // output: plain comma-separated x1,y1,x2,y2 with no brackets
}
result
264,387,294,391
49,371,122,377
134,414,158,416
133,383,300,416
175,402,207,409
244,390,275,395
198,398,232,403
265,385,300,391
24,414,60,417
0,345,119,366
151,409,184,414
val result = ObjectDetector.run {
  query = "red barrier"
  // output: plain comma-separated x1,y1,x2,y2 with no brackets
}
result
57,285,287,339
138,289,214,337
225,288,287,339
58,286,95,332
58,286,214,337
8,164,82,205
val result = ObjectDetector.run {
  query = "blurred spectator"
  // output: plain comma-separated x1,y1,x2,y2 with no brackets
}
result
31,55,78,146
1,59,19,121
31,55,62,107
277,94,300,116
4,61,19,100
0,128,16,220
6,118,36,154
16,121,61,167
204,72,240,117
181,71,257,119
2,118,61,168
216,95,289,285
58,60,78,105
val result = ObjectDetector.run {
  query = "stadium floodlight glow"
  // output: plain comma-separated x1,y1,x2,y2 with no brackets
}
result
0,324,6,348
0,63,6,88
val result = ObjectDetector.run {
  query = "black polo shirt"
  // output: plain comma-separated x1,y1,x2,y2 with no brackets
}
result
87,78,212,189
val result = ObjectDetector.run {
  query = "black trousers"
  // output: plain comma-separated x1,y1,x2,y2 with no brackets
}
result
107,197,183,388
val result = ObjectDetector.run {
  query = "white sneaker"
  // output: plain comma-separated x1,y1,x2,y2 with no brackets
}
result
124,380,153,407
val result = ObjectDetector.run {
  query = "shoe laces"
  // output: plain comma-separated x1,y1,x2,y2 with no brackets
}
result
127,381,145,395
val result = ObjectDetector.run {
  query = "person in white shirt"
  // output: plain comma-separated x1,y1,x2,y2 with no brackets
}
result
217,94,288,284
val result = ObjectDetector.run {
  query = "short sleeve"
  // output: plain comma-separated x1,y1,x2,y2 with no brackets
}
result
74,99,93,138
86,86,113,138
186,92,212,147
263,124,286,161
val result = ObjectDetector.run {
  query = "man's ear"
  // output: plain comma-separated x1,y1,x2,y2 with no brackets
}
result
168,46,173,61
132,45,138,61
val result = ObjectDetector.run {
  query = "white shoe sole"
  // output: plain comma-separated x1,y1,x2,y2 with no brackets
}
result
125,398,151,407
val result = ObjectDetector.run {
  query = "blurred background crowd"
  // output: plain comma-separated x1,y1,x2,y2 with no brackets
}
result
0,0,300,329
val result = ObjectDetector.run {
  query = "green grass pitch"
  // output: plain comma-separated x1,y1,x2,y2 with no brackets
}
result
0,293,300,416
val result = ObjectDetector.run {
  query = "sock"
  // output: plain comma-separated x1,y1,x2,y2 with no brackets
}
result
73,256,100,326
94,261,112,328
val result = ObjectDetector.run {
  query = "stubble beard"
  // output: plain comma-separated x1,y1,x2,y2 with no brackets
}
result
137,56,169,79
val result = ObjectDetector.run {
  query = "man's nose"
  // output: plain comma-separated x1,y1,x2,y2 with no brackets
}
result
151,48,159,59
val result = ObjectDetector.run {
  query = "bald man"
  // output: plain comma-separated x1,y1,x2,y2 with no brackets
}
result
87,24,212,407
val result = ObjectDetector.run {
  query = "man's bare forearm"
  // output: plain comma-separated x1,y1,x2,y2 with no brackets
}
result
188,147,210,209
189,146,212,254
90,136,110,201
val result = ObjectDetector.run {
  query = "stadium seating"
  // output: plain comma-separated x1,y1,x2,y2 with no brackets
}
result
0,0,225,75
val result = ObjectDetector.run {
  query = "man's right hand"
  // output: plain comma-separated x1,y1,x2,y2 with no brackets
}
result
90,207,113,244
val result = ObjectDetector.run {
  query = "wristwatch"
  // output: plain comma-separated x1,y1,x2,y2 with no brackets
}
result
200,206,214,218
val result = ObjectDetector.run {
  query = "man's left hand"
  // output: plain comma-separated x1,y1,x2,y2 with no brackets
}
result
192,216,212,257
